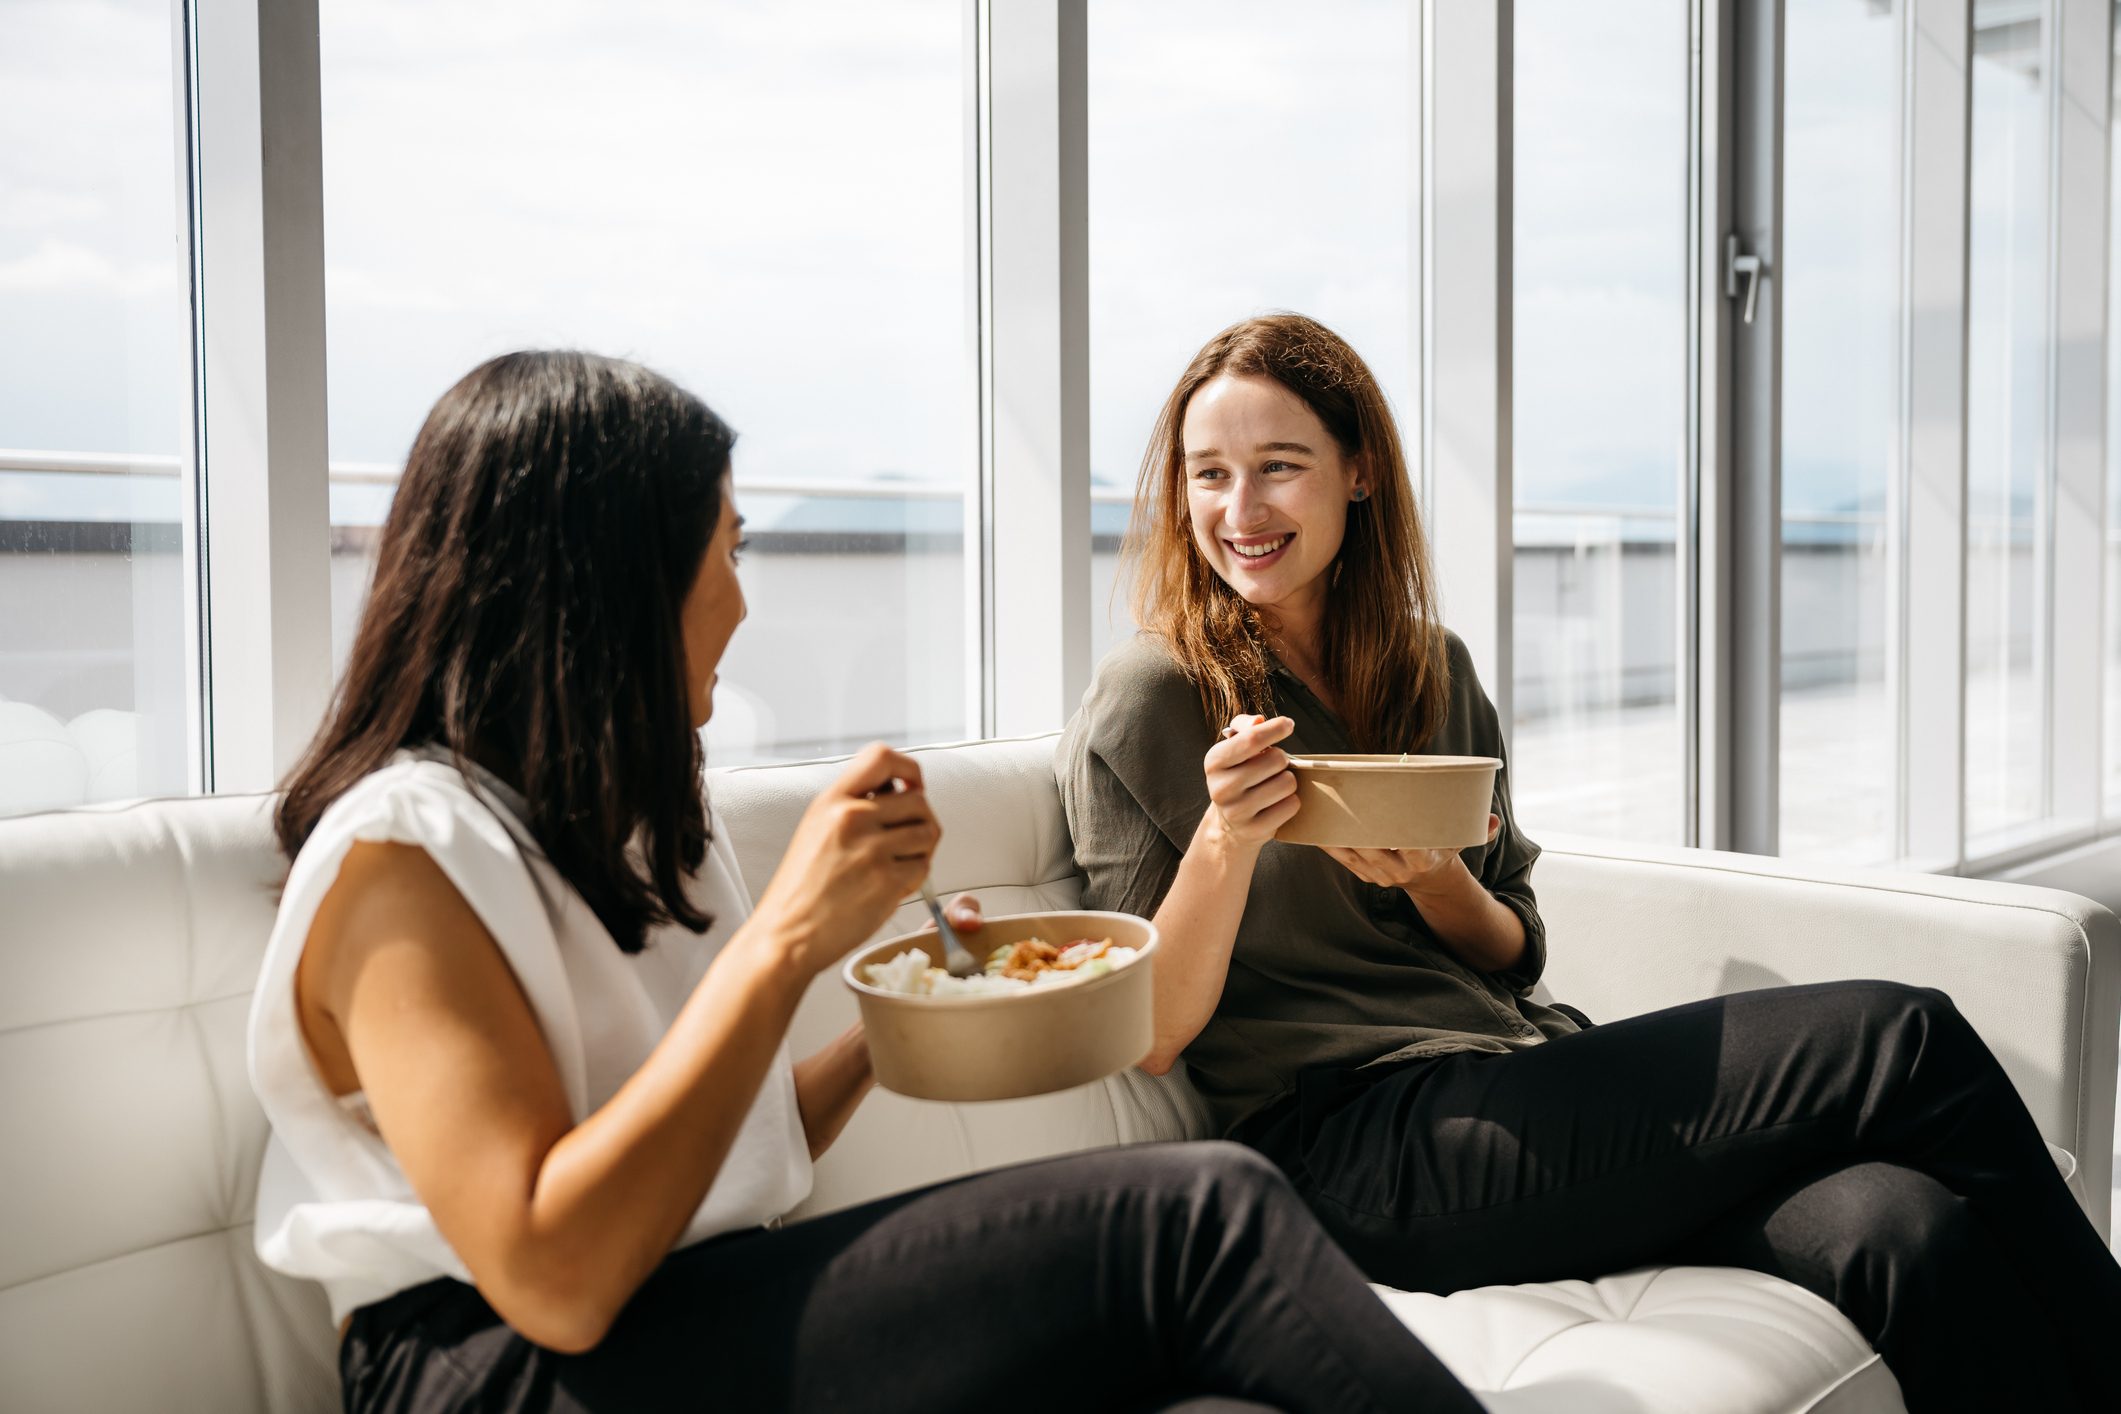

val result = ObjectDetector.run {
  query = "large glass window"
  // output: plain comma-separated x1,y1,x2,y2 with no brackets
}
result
1086,0,1414,669
319,0,969,766
1510,0,1688,844
1965,0,2052,848
1777,0,1903,864
0,0,195,819
2107,1,2121,821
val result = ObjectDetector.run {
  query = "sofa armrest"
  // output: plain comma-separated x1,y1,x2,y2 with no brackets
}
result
1532,833,2121,1236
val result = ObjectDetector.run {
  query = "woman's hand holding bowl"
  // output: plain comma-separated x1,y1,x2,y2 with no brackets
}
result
1320,814,1502,900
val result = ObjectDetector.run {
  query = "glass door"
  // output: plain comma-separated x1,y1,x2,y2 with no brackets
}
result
1510,0,1691,844
1776,0,1906,864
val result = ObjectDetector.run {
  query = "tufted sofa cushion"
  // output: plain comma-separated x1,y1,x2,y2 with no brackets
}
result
1373,1267,1902,1413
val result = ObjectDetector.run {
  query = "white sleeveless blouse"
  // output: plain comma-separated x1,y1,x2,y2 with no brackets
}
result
247,749,812,1324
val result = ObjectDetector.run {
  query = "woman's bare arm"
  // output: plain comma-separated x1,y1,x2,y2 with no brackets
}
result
1400,860,1527,973
1140,715,1299,1075
305,745,938,1354
312,844,806,1354
1142,812,1262,1074
791,1023,873,1161
1321,819,1529,975
789,897,983,1157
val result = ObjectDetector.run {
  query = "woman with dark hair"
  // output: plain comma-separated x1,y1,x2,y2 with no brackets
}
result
1059,313,2121,1413
249,350,1483,1414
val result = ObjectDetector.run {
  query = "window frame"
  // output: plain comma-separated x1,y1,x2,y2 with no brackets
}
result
181,0,334,795
1426,0,1516,728
1955,0,2112,873
976,0,1091,738
2047,0,2117,851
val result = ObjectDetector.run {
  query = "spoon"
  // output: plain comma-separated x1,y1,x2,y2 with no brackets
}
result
920,879,984,978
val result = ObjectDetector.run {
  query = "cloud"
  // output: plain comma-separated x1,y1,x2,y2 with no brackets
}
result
0,239,178,298
0,188,106,233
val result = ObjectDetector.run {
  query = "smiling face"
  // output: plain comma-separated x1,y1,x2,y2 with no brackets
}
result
1180,373,1365,633
679,474,747,730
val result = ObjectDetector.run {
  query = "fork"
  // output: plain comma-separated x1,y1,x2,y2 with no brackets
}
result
919,878,984,978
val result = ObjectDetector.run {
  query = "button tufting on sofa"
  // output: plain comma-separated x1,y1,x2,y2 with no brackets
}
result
1375,1266,1899,1412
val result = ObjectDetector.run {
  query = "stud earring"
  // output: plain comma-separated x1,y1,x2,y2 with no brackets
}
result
1352,487,1370,502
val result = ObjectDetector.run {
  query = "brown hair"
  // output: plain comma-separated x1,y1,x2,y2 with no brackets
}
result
1122,313,1448,751
276,351,734,953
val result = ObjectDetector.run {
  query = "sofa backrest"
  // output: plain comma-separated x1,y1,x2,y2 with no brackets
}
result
0,733,1205,1414
718,737,2120,1230
1531,829,2121,1231
0,793,338,1414
3,730,2113,1414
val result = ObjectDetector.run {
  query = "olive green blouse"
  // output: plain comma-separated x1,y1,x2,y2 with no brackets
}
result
1057,629,1581,1136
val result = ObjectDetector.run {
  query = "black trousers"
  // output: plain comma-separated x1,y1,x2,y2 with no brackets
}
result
339,1141,1481,1414
1231,980,2121,1414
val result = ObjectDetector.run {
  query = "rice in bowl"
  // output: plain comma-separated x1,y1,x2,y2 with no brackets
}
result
863,936,1141,998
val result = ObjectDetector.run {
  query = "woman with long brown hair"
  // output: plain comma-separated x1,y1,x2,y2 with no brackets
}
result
248,350,1487,1414
1059,313,2121,1413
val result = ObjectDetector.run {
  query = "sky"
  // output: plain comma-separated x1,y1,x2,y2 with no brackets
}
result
0,0,190,473
0,0,2081,526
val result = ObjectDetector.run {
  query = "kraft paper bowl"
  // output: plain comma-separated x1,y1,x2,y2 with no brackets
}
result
841,910,1158,1103
1274,754,1502,850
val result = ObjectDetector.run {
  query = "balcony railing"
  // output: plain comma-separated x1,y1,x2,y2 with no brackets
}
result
0,451,1930,545
1,450,2100,858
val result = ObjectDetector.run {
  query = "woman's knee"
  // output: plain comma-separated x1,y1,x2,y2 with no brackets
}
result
1086,1143,1304,1251
1193,1139,1286,1185
1133,1139,1284,1189
1814,979,1966,1039
1862,1165,1971,1248
1892,981,1959,1022
1786,1162,1975,1272
1132,1140,1295,1209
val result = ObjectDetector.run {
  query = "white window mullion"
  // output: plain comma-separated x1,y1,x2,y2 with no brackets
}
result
964,0,991,743
171,0,207,794
1691,0,1735,851
2049,0,2113,832
979,0,1090,739
190,0,332,792
1425,0,1514,725
1901,0,1974,872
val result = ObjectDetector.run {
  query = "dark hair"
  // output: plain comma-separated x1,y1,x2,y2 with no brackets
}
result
276,350,734,953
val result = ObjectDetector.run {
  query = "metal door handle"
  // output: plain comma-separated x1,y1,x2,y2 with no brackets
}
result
1725,234,1766,325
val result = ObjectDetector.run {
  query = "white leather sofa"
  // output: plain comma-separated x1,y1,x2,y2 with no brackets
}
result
2,732,2115,1413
